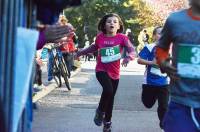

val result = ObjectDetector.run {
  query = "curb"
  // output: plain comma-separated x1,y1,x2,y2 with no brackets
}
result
32,83,56,103
70,67,81,78
33,67,81,103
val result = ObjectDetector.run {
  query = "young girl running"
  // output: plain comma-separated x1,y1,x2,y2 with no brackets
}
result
75,13,135,132
137,27,169,129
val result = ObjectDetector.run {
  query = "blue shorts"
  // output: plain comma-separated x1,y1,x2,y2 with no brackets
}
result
163,101,200,132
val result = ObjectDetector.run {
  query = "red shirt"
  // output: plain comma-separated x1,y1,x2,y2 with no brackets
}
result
95,33,134,79
60,35,76,53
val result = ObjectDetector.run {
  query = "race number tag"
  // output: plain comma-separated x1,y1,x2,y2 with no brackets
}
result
178,44,200,79
100,45,121,63
150,65,167,77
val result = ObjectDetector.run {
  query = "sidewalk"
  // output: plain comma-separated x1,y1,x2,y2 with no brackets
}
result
32,61,82,103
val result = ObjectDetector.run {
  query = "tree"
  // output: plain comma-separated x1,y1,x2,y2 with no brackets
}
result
64,0,143,47
64,0,187,47
143,0,187,24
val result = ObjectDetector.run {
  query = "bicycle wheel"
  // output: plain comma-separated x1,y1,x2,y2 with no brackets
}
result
60,58,71,90
53,58,62,87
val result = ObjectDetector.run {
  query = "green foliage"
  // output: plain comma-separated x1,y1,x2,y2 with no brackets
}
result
64,0,179,47
64,0,144,47
143,0,187,23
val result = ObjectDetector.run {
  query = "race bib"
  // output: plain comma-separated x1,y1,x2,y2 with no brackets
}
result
150,65,167,77
100,45,121,63
177,44,200,79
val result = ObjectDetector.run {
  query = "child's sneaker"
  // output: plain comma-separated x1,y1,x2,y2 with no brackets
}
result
33,84,42,92
93,108,105,126
103,121,112,132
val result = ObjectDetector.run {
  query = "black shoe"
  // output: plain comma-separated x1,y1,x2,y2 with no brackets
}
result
94,109,105,126
33,103,38,110
103,122,112,132
68,72,71,78
160,121,164,129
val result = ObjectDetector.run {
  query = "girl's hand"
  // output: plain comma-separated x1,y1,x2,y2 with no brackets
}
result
121,58,129,67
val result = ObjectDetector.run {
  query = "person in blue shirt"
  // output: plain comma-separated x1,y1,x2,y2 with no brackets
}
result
137,26,169,129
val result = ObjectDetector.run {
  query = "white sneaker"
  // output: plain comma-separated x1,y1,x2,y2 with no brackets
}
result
38,84,46,90
33,84,42,92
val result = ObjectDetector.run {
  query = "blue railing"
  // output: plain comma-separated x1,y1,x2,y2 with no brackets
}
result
0,0,36,132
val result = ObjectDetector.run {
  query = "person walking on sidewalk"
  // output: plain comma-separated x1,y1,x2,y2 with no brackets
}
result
155,1,200,131
137,26,169,129
75,13,135,132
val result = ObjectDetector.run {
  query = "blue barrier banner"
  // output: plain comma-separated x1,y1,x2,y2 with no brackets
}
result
13,27,38,132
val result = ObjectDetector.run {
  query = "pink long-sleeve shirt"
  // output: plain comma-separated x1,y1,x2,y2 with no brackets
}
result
78,33,135,79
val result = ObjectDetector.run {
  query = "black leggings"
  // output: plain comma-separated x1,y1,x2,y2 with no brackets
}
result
96,71,119,122
142,84,169,128
34,63,42,85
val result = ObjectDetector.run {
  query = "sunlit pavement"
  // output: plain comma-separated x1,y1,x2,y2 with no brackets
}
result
33,59,162,132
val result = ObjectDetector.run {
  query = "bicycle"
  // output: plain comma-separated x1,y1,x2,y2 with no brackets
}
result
48,43,71,90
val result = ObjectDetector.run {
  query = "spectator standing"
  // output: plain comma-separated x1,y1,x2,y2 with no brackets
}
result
142,29,149,45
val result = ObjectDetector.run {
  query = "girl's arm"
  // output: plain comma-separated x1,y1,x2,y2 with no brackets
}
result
123,39,135,62
137,56,155,66
76,44,98,57
121,39,135,67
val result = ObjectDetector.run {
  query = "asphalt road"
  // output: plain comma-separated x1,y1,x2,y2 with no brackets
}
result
33,60,162,132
